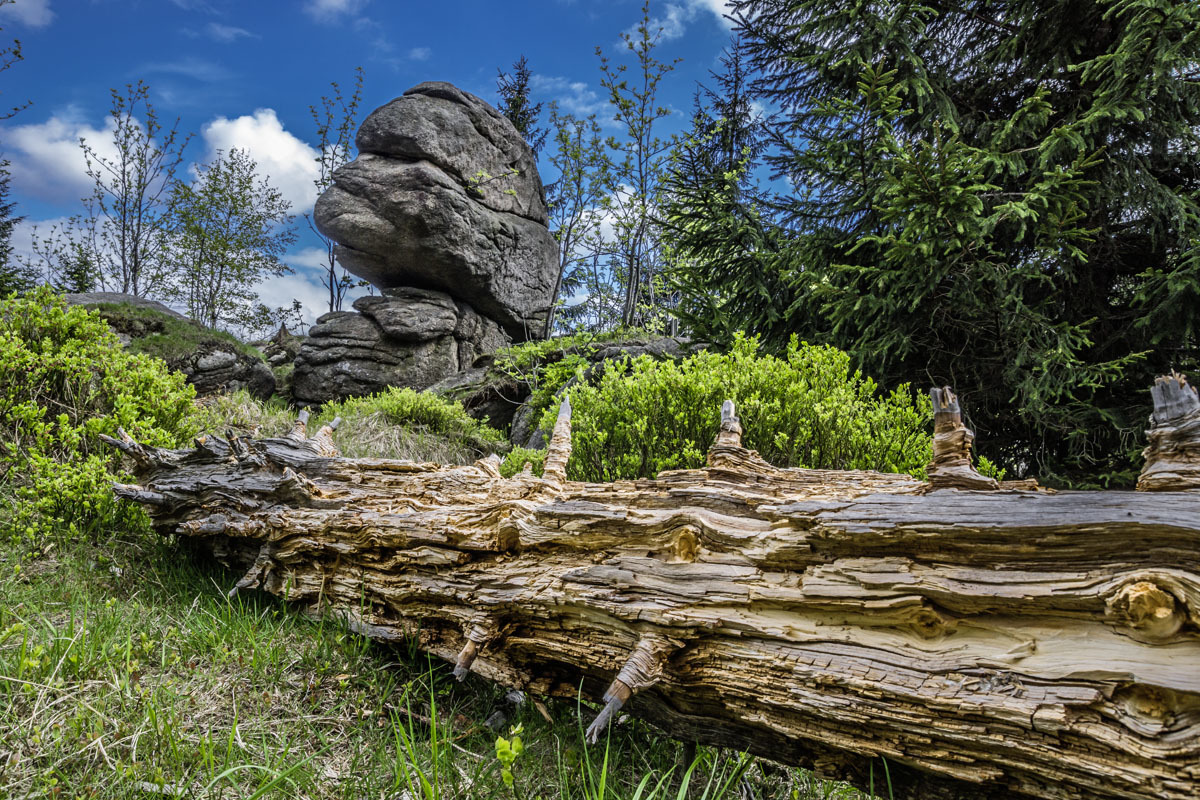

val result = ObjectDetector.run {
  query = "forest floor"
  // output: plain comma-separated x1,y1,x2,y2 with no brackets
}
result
0,531,869,800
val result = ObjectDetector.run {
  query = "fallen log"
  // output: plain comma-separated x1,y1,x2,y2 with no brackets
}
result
104,380,1200,800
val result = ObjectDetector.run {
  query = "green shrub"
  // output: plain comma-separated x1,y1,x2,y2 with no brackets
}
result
499,446,547,478
493,330,640,421
0,289,200,542
544,334,934,482
314,387,507,462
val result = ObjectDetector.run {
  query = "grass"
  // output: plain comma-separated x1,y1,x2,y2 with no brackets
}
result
0,531,870,799
192,388,510,465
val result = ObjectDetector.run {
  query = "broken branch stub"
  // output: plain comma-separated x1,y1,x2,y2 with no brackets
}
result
105,389,1200,800
927,387,998,490
1139,372,1200,491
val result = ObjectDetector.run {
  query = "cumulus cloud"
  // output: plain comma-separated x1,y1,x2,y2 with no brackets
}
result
7,216,71,276
622,0,732,43
303,0,368,21
257,261,369,328
0,0,54,28
199,109,320,214
530,75,606,117
1,113,120,202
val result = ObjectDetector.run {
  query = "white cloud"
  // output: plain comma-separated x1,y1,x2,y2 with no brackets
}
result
692,0,734,21
407,46,431,61
7,216,71,276
530,75,606,117
622,0,732,43
2,113,121,201
199,109,320,214
256,264,369,328
205,22,256,43
303,0,367,21
288,246,332,272
142,57,232,82
0,0,54,28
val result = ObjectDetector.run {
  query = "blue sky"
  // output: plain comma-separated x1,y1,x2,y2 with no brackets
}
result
0,0,738,324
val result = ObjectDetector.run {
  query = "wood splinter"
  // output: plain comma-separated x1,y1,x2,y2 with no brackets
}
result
309,417,341,458
541,398,572,484
585,634,677,744
927,387,998,490
226,541,277,599
715,399,743,448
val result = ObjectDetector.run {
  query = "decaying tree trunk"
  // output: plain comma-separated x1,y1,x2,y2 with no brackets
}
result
103,380,1200,800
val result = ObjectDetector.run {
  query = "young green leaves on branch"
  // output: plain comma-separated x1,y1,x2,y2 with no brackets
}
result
168,148,295,330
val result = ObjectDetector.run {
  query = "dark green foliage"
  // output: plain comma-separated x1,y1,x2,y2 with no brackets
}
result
0,160,37,295
496,55,547,156
0,289,199,542
662,44,800,348
545,335,932,482
727,0,1200,483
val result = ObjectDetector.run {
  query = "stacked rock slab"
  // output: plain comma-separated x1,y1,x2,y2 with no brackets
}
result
300,81,558,405
293,287,508,406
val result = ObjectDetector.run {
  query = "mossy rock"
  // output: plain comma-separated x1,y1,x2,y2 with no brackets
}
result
63,294,275,400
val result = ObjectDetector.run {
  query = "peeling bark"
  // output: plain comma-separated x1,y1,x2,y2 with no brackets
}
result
103,382,1200,800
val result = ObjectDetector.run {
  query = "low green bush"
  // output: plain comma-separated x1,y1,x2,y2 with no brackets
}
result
499,446,547,478
542,334,935,482
0,289,200,543
314,387,507,462
493,330,640,422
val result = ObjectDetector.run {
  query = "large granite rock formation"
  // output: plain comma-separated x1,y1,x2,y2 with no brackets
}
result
314,82,558,339
292,288,507,405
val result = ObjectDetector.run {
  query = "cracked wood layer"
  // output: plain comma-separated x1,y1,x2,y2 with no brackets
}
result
104,399,1200,800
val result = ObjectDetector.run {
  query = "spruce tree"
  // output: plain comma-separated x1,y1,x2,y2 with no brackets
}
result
0,160,37,295
661,43,796,346
730,0,1200,483
496,55,547,156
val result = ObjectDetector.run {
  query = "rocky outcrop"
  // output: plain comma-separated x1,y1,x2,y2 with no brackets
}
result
292,288,507,406
314,82,558,339
64,292,275,400
63,292,186,320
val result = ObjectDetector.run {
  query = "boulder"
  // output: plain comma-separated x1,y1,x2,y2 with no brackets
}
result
292,288,508,406
314,82,558,339
174,345,276,399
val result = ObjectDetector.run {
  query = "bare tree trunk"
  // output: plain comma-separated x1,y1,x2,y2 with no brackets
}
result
104,381,1200,800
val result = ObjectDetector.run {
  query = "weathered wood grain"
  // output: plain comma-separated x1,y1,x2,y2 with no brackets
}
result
103,384,1200,800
